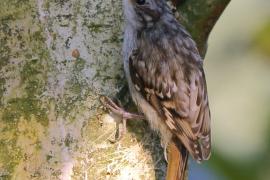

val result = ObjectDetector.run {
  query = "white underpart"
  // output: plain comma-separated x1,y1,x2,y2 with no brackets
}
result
123,24,173,150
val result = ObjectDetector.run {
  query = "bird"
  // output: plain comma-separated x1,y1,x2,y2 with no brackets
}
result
102,0,211,179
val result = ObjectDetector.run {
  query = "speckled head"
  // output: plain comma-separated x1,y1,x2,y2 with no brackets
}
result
123,0,169,29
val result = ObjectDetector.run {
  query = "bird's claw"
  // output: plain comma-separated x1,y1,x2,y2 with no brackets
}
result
100,96,144,143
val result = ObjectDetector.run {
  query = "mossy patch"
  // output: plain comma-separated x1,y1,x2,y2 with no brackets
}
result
2,98,48,126
21,59,46,95
1,61,49,126
87,23,104,33
55,57,88,120
0,38,10,70
64,133,74,148
74,58,86,72
1,49,49,126
0,0,32,22
56,82,87,121
0,78,6,106
0,0,51,178
0,133,23,179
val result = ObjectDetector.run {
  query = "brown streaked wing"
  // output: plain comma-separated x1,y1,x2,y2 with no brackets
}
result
129,46,211,161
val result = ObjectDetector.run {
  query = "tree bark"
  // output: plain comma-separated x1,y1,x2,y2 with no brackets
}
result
0,0,229,179
175,0,231,56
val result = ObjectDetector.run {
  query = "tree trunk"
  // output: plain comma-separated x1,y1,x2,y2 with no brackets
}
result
0,0,229,179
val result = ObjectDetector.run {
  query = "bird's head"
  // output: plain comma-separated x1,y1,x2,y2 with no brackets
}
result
123,0,169,29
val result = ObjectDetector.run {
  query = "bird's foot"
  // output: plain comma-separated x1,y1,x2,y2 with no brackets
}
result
100,96,144,142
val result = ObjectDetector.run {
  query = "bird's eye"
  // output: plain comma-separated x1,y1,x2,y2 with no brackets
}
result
136,0,146,5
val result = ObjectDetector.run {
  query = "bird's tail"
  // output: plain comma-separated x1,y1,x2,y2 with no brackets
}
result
166,138,189,180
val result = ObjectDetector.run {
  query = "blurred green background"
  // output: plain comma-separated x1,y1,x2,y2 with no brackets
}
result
191,0,270,179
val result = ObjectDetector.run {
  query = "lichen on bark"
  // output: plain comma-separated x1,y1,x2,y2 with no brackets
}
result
0,0,50,178
1,0,133,179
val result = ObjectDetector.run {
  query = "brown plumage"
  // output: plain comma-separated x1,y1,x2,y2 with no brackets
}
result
166,139,188,180
129,30,211,162
123,0,211,179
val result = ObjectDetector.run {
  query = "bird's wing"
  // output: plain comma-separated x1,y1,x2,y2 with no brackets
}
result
129,36,211,161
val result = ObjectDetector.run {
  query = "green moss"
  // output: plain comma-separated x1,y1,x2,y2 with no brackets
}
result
103,33,122,44
64,134,74,147
74,58,86,72
20,59,47,94
57,90,86,121
58,80,85,116
43,0,50,10
0,78,6,105
0,0,52,178
8,54,49,125
0,0,31,21
70,82,83,94
31,30,46,44
0,138,23,179
24,79,44,95
0,38,10,70
21,60,42,82
2,98,48,126
87,23,104,33
55,58,88,119
0,58,49,126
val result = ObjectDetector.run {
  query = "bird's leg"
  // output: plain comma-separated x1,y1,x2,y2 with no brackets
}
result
100,96,144,120
109,117,127,143
100,96,144,142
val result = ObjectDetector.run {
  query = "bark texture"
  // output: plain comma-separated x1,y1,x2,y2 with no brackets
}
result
0,0,229,179
176,0,231,56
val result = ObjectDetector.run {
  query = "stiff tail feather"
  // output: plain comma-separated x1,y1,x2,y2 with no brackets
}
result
166,138,189,180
